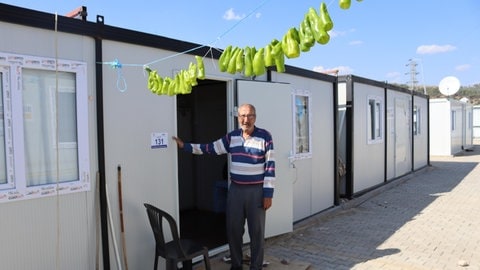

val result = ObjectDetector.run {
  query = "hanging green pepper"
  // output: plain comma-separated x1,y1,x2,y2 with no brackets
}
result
160,77,171,96
253,47,266,76
274,50,286,73
177,73,184,95
147,69,157,92
320,2,333,31
153,72,162,94
319,29,330,45
308,7,330,45
271,39,282,57
339,0,351,9
264,44,275,67
227,47,240,74
155,73,164,94
307,8,322,42
195,55,205,80
181,70,193,94
177,72,184,94
236,48,244,73
178,73,186,95
186,62,198,86
282,27,301,59
244,46,254,77
268,39,285,73
301,15,315,47
166,76,175,96
298,25,311,52
299,18,314,51
172,74,179,95
299,39,310,52
219,45,232,72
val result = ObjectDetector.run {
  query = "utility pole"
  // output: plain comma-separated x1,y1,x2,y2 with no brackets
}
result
406,58,419,91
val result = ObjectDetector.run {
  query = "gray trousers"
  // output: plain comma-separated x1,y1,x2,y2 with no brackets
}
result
226,182,266,270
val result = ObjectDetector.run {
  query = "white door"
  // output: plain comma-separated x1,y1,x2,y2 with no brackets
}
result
237,80,293,238
394,98,411,176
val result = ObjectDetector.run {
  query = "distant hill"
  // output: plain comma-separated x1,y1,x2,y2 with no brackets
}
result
393,83,480,105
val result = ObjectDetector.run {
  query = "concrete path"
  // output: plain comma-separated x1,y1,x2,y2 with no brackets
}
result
264,145,480,270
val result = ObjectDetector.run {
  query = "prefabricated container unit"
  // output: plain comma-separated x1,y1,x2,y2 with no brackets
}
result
463,102,474,150
474,105,480,138
0,3,339,270
429,98,473,156
269,66,337,222
337,75,429,198
413,94,430,169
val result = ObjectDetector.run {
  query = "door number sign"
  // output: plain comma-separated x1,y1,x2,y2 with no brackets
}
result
151,132,168,149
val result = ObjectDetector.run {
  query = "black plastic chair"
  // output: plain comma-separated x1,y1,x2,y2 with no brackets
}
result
144,203,211,270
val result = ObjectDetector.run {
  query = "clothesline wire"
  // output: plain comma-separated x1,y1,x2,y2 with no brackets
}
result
212,0,271,47
144,44,206,67
98,0,272,69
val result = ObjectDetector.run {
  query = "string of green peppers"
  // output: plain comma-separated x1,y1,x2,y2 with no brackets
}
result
216,1,336,76
145,0,362,96
146,55,205,96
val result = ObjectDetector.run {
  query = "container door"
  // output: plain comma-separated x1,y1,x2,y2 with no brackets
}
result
394,98,411,176
236,80,293,238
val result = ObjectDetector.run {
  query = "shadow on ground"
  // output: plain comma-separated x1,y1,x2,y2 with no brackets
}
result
260,145,480,269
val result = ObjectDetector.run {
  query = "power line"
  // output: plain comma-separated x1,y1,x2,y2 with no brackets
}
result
405,58,419,91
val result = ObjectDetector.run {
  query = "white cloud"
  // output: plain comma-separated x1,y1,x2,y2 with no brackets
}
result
255,12,261,19
313,65,353,75
416,44,456,55
328,28,355,39
455,64,471,71
349,40,363,46
328,30,343,38
223,8,245,21
385,71,402,83
386,71,401,78
329,28,352,38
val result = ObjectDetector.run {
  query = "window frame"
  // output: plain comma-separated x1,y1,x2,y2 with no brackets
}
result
0,52,90,203
413,105,421,136
292,90,312,160
367,95,384,144
451,110,456,131
0,65,13,191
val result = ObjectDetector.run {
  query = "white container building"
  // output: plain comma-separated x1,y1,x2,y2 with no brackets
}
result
0,3,430,269
429,98,474,156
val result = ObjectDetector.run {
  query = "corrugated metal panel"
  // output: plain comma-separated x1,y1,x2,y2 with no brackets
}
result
0,19,98,270
0,193,97,270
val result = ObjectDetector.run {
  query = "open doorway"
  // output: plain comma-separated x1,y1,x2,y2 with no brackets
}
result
176,79,228,250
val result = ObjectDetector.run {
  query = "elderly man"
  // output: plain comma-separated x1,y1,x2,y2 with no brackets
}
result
172,103,275,270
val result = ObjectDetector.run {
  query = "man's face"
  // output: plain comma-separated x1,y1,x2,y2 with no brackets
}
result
237,106,256,133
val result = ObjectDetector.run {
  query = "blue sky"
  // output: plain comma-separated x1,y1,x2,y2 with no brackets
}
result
3,0,480,87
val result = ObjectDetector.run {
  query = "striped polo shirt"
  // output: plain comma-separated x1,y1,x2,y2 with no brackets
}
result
183,126,275,198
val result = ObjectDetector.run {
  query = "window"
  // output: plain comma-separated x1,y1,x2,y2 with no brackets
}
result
0,52,90,203
292,90,312,159
468,111,472,129
367,96,383,143
451,110,456,131
413,105,421,135
0,71,7,186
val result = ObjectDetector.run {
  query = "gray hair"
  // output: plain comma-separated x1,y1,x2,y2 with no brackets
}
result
238,103,256,114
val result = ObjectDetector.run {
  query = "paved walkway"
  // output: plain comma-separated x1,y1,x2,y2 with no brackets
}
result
263,145,480,270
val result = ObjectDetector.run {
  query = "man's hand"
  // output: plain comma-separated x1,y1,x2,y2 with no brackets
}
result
172,136,184,149
263,197,272,210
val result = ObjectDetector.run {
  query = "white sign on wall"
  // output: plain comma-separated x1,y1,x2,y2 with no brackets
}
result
151,132,168,149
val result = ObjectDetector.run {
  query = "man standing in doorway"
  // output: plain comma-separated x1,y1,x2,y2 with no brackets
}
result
172,103,275,270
